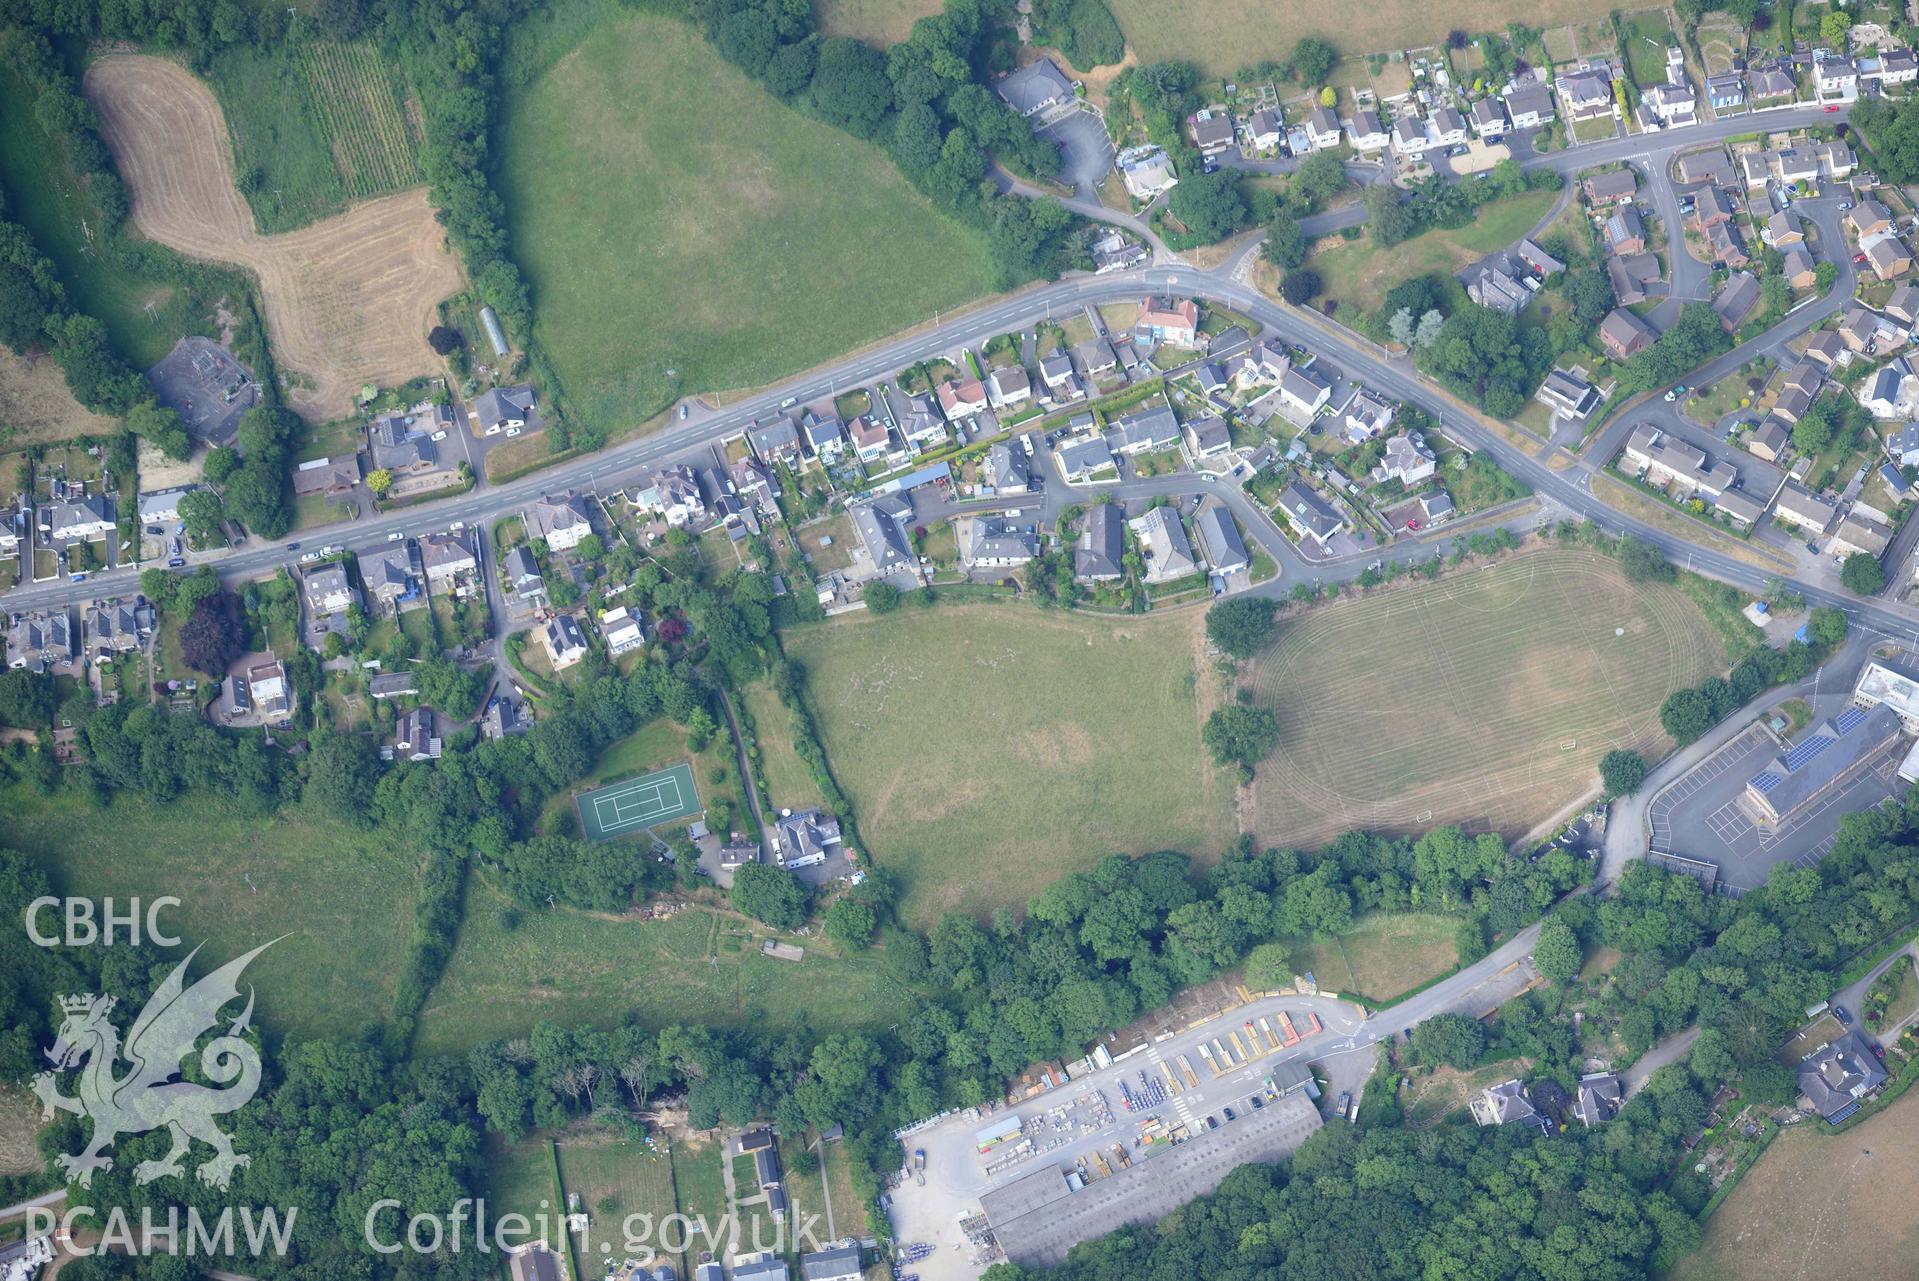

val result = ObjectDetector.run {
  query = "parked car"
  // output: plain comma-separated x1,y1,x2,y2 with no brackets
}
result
1825,104,1841,112
1835,1004,1853,1026
387,531,405,541
679,404,689,420
430,429,448,441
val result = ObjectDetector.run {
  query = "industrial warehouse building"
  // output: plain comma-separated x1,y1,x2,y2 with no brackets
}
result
978,1093,1322,1268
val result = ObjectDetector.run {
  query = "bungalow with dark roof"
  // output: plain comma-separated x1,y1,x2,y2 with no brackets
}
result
1075,503,1125,582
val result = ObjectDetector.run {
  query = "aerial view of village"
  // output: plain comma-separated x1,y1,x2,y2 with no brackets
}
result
8,1,1919,1279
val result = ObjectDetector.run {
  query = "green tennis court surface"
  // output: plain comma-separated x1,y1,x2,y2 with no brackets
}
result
576,762,701,841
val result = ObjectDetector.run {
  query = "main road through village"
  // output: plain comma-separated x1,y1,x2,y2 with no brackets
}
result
14,104,1919,649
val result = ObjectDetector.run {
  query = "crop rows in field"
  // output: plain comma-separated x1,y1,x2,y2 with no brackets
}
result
295,42,423,200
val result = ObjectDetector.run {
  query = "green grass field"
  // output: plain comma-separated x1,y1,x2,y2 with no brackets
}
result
785,603,1236,925
815,0,947,44
1291,913,1459,1002
1248,549,1724,850
2,784,416,1041
0,65,211,367
1309,188,1562,316
414,881,917,1055
1102,0,1627,80
739,680,825,811
205,39,425,232
497,0,998,432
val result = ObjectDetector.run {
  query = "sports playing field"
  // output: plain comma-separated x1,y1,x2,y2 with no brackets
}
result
1247,550,1723,849
786,604,1235,924
577,762,700,841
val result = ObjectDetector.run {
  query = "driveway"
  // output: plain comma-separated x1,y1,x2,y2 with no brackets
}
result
1832,940,1919,1047
1037,109,1115,198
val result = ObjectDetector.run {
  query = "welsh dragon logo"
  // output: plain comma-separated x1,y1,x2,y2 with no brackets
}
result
31,941,276,1192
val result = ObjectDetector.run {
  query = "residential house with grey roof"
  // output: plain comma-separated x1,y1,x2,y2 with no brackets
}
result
748,414,802,463
504,545,544,596
1104,404,1181,455
85,601,142,663
1128,506,1197,583
540,613,588,670
419,531,477,585
1798,1030,1889,1121
473,385,537,436
851,494,914,576
1469,1078,1551,1134
1056,435,1116,483
1572,1073,1623,1127
996,57,1073,116
1277,483,1343,550
6,608,74,673
985,440,1030,494
966,516,1038,567
526,491,594,551
775,808,842,868
1075,504,1125,582
1194,503,1248,576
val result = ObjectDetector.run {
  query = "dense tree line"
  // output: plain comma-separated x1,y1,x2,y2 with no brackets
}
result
984,1105,1702,1281
1658,605,1847,745
1026,0,1123,70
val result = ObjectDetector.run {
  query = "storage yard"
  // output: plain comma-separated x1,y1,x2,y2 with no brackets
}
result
886,993,1367,1280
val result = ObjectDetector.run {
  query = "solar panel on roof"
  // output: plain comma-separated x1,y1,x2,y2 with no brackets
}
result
1836,705,1870,734
1782,734,1836,772
1750,771,1784,793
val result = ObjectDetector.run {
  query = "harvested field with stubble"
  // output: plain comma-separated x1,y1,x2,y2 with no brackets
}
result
1103,0,1621,78
84,55,461,421
1247,550,1723,849
0,347,117,446
786,604,1236,925
1672,1087,1919,1281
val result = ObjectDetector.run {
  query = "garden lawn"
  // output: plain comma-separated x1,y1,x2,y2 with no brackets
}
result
784,603,1235,924
484,1135,562,1245
1291,912,1459,1003
0,66,210,367
3,784,416,1041
668,1141,731,1258
1309,188,1562,316
413,883,916,1055
556,1138,682,1262
498,1,998,434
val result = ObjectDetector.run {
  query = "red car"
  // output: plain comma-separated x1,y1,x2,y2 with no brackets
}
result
1855,252,1869,266
1825,104,1841,112
1407,519,1422,531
